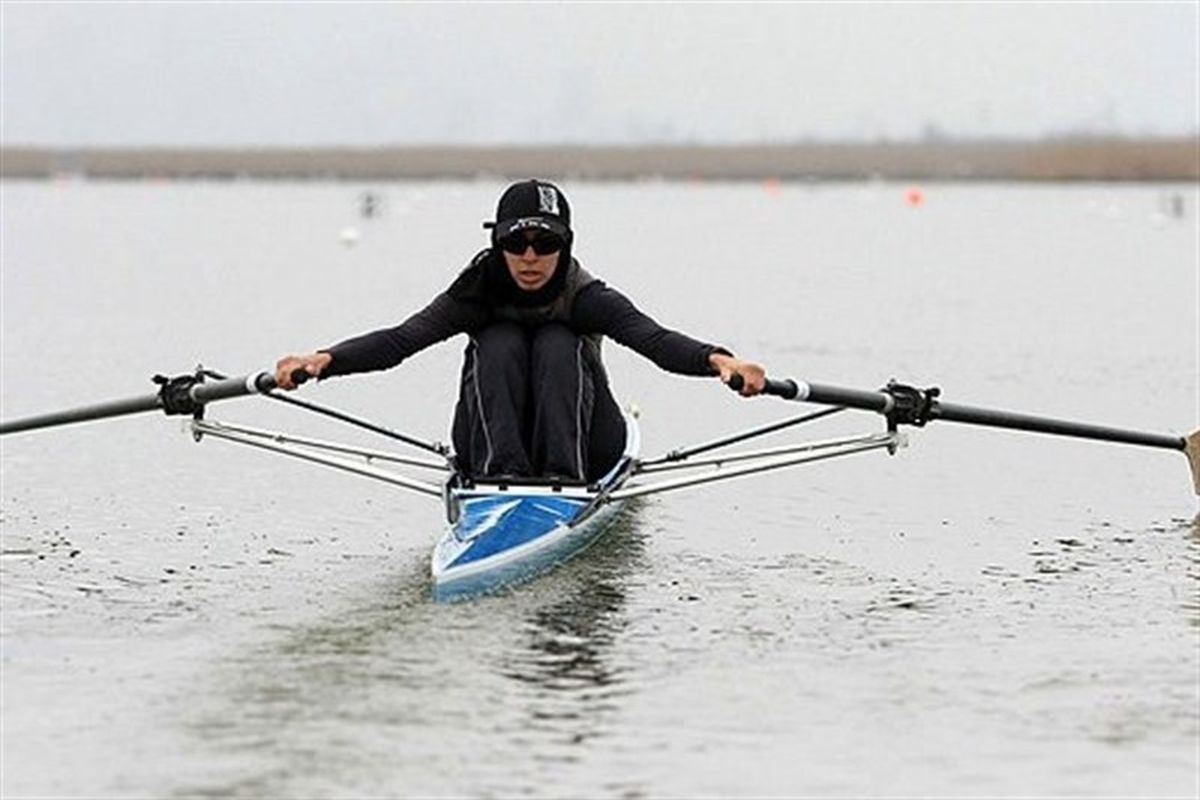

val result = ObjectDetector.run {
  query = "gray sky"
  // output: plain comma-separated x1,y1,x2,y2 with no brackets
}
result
3,2,1196,147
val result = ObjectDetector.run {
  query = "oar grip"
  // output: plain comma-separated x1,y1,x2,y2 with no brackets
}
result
252,368,311,393
727,373,800,399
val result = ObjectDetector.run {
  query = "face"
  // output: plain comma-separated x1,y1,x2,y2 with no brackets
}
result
500,230,563,292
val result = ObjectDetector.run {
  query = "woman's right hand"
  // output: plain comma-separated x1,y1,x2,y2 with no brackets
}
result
274,352,333,390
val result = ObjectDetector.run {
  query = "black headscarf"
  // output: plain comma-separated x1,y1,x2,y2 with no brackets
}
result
447,180,575,308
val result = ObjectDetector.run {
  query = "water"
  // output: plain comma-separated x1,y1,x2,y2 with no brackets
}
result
2,180,1197,798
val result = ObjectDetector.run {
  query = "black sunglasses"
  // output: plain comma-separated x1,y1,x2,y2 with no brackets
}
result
498,232,565,256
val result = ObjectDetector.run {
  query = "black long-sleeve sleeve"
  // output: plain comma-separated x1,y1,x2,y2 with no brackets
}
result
320,293,486,378
570,281,728,376
320,277,728,380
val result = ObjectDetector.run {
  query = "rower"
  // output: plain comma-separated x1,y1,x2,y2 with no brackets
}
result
274,179,767,482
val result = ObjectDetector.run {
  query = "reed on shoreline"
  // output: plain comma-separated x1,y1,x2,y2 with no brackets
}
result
2,136,1196,182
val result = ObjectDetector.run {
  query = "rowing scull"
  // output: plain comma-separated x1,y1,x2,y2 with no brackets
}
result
1,367,1195,601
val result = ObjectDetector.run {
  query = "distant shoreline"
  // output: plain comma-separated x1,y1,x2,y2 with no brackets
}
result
2,137,1197,182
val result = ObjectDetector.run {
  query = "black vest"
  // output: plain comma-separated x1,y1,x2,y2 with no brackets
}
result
492,261,606,372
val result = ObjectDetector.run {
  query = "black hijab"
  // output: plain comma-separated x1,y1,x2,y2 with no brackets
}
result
447,180,575,309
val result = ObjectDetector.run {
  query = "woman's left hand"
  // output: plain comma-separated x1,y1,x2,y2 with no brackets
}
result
709,353,767,396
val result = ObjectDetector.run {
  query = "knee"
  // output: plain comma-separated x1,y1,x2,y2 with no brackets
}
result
473,322,528,364
531,323,579,360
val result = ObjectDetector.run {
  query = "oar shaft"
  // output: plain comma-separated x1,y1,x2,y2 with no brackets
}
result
803,382,892,413
933,401,1185,451
0,395,162,434
0,372,280,436
193,373,276,404
747,378,895,412
743,376,1187,453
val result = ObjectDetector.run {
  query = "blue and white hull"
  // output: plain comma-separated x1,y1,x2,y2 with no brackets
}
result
431,412,639,602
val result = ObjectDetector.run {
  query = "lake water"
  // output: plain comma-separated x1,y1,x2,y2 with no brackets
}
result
2,179,1197,798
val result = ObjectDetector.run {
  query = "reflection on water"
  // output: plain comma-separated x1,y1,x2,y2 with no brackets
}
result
176,509,647,797
496,511,645,771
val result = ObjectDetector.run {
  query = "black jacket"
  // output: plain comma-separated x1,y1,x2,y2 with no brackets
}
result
321,252,728,379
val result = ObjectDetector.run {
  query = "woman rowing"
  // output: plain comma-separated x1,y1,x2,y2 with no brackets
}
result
274,179,767,482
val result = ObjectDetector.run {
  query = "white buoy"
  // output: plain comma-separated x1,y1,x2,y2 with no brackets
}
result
340,226,360,247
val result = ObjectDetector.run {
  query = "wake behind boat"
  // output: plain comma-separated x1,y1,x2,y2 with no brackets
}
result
1,366,1196,601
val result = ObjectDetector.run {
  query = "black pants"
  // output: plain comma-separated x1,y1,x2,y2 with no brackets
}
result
452,322,626,482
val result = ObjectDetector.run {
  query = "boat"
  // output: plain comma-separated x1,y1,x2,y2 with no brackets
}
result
1,368,1196,602
431,410,640,601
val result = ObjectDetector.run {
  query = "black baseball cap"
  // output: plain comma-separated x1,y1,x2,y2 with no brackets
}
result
484,179,573,242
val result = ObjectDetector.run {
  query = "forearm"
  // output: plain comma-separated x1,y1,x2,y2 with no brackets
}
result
322,328,412,377
623,327,728,376
575,283,728,376
322,293,479,378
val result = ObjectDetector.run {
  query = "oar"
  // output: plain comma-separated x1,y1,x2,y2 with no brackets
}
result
728,374,1200,494
0,369,307,436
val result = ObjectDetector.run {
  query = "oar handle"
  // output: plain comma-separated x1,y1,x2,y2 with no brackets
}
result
171,368,311,406
727,373,800,399
263,369,311,391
